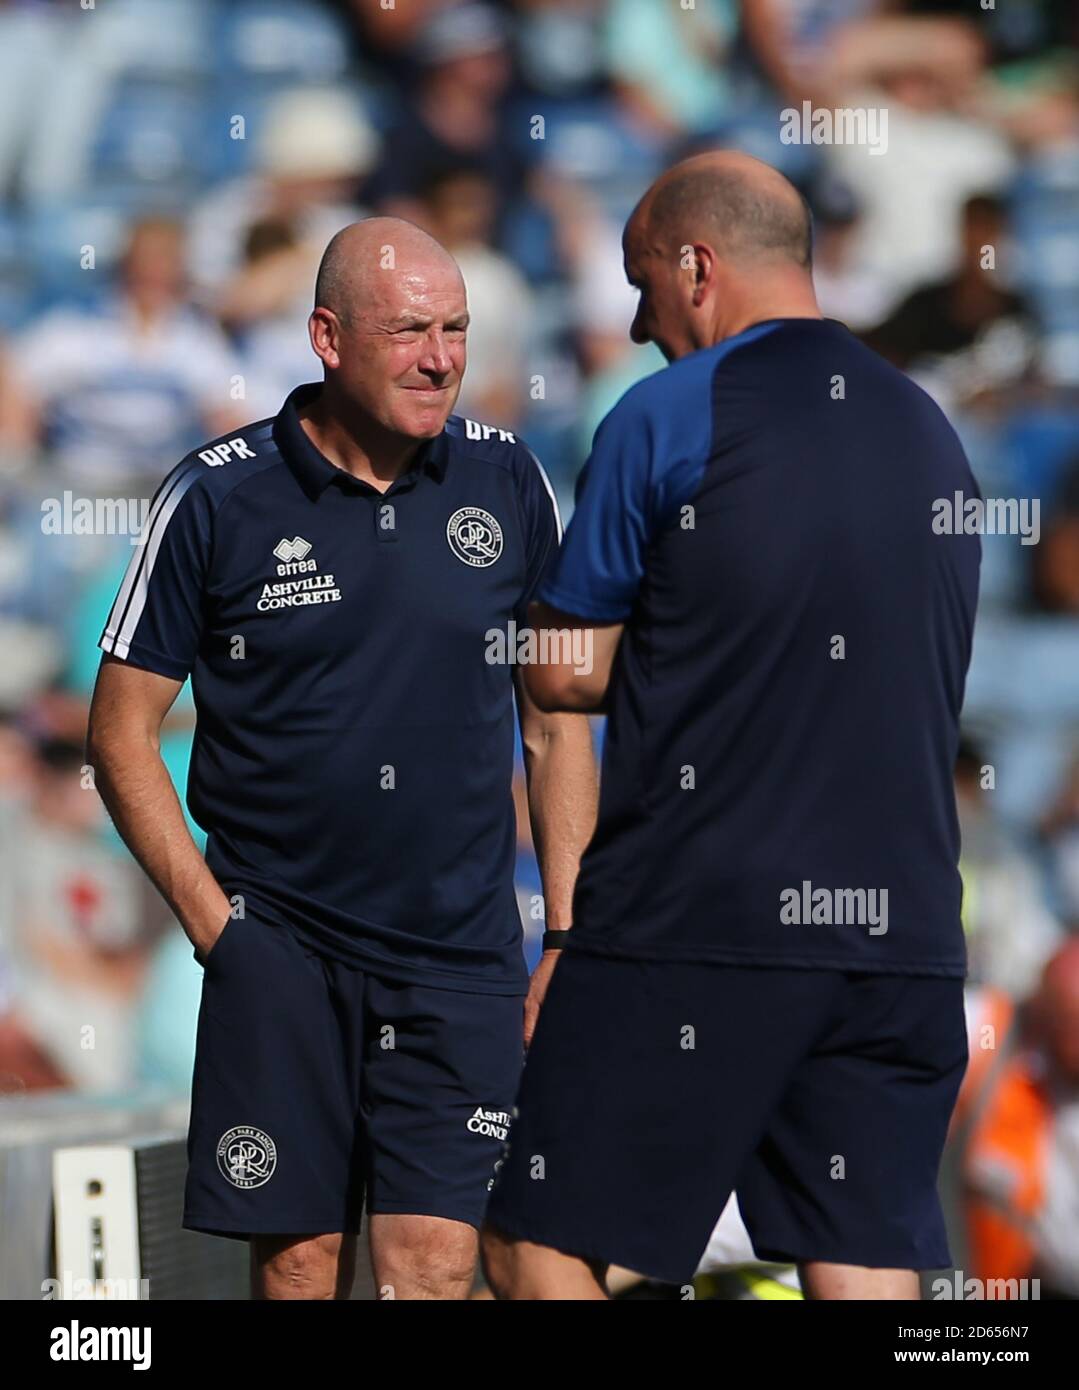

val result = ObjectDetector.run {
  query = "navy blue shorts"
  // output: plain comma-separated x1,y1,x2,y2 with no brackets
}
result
182,914,525,1239
486,951,968,1285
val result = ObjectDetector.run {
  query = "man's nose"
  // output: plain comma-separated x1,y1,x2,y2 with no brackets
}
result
419,330,453,376
629,302,648,346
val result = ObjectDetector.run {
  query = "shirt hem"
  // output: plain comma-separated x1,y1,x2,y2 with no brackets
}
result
276,917,529,997
562,936,968,979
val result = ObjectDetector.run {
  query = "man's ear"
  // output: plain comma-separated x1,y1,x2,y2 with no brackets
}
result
691,244,717,306
308,308,342,371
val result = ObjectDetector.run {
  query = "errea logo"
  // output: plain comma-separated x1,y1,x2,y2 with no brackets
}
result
273,536,312,564
258,538,342,610
198,437,256,467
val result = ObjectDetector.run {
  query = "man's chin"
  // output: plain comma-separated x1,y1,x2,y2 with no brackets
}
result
398,392,458,438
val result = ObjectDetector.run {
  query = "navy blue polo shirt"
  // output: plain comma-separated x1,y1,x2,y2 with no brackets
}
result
99,383,562,993
542,318,981,977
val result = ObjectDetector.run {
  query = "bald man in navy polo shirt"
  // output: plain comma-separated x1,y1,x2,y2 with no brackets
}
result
87,219,597,1299
483,154,981,1299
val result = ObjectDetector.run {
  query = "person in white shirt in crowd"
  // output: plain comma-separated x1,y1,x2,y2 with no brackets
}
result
823,28,1015,314
3,737,150,1093
187,86,378,333
10,217,244,487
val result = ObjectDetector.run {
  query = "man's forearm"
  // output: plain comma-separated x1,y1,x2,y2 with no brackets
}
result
87,730,231,947
523,715,598,931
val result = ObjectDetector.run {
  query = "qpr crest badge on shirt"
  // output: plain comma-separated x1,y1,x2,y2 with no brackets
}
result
447,506,503,567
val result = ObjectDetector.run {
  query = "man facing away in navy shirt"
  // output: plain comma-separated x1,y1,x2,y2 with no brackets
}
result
87,219,597,1299
483,152,981,1298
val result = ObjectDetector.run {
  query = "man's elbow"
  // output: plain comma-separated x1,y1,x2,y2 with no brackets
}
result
523,662,607,713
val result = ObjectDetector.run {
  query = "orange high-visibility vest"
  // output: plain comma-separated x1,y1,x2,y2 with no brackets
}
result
962,1032,1052,1283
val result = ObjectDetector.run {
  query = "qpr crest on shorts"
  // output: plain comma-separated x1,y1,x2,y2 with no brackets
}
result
447,507,503,567
216,1125,277,1189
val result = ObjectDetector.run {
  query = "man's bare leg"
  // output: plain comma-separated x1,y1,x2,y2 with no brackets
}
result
481,1225,609,1300
251,1233,357,1300
800,1262,919,1299
368,1213,478,1300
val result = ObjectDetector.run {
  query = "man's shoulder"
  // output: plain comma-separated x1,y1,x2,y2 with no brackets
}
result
444,415,560,525
163,417,283,505
445,413,525,463
606,349,722,429
444,414,547,483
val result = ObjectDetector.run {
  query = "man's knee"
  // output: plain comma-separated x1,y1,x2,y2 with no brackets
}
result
480,1224,607,1300
252,1232,353,1300
371,1214,477,1299
480,1223,516,1298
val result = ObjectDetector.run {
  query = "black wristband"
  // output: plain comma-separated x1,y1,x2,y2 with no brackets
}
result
542,929,572,951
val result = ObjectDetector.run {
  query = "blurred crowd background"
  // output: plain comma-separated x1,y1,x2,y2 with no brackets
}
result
0,0,1077,1295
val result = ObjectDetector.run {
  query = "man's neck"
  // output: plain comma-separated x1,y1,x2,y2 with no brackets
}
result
299,386,424,494
707,272,824,346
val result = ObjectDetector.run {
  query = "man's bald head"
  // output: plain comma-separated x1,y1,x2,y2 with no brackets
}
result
308,216,468,440
632,152,813,270
622,151,820,359
314,217,464,325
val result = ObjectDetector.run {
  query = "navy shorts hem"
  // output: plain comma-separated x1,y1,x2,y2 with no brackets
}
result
182,1212,362,1241
485,1209,692,1287
368,1199,489,1229
748,1236,953,1272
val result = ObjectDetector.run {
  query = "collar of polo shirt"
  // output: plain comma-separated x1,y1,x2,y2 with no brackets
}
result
273,382,450,500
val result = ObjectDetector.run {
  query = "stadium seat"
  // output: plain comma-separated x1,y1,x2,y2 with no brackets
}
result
212,0,352,83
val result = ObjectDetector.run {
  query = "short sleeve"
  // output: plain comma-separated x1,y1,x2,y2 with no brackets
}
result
98,462,212,680
513,444,564,626
537,397,653,622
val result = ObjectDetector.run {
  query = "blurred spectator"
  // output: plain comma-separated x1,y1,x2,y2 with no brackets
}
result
864,193,1039,411
336,0,452,87
825,21,1016,309
0,341,36,474
955,738,1062,998
8,217,243,487
563,201,665,448
1032,455,1079,615
365,4,524,223
2,737,152,1093
1041,750,1079,923
418,162,535,426
956,942,1079,1298
0,0,63,197
808,176,891,330
739,0,886,107
603,0,737,141
510,0,608,100
188,85,377,319
0,717,67,1093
